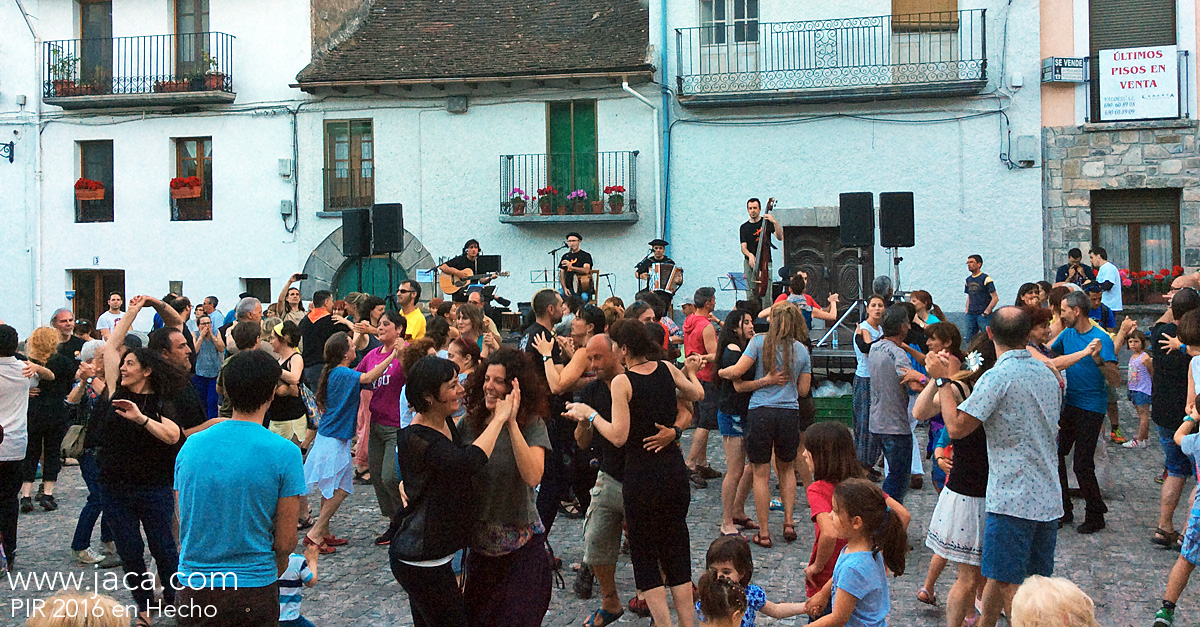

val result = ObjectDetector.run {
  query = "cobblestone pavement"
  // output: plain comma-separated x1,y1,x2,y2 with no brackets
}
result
0,403,1188,626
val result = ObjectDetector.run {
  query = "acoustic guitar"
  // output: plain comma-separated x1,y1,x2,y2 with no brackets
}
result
439,270,510,295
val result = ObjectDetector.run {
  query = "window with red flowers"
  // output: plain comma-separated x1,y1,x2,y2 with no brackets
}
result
174,137,212,221
77,140,114,223
1092,188,1180,303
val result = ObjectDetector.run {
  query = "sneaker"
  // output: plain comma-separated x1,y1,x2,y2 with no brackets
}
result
1110,427,1127,444
1122,438,1149,449
909,475,924,490
96,554,122,569
574,563,594,599
1157,469,1168,484
769,498,783,511
1154,607,1175,627
19,497,33,513
72,548,105,565
38,494,57,512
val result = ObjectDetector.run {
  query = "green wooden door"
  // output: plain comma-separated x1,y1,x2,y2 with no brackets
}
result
547,101,598,202
333,257,407,299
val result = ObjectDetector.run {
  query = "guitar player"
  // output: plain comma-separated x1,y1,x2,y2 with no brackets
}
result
439,239,497,302
739,197,782,307
558,232,594,300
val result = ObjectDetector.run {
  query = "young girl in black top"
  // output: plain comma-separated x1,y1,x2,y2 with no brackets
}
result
585,319,705,627
389,356,511,627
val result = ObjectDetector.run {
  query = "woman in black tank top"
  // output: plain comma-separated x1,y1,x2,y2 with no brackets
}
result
579,320,704,627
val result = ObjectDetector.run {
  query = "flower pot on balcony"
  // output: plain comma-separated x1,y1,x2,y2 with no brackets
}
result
512,200,526,216
572,202,588,215
52,80,77,96
170,186,203,199
609,201,624,214
75,189,105,201
204,73,226,90
539,201,554,215
557,205,568,215
590,201,604,214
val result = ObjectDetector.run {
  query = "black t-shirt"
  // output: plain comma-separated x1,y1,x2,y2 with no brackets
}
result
945,424,987,498
170,378,209,432
58,336,87,361
561,250,593,274
267,353,308,422
28,353,78,428
96,390,183,489
718,346,752,417
739,219,776,257
520,322,569,441
576,379,624,482
904,325,928,354
299,314,339,369
1152,321,1190,429
635,254,675,276
443,254,478,273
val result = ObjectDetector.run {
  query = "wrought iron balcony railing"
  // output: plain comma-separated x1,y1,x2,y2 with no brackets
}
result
676,9,986,104
323,167,376,211
43,32,234,106
500,151,638,217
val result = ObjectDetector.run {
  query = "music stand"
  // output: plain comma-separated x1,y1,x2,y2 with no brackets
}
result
720,272,748,300
477,255,501,274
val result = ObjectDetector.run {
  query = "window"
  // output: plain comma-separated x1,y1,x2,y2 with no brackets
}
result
176,0,210,77
174,137,212,221
892,0,959,31
78,140,114,223
1089,0,1176,121
547,100,598,198
1092,188,1180,302
324,120,374,210
242,278,271,304
700,0,757,45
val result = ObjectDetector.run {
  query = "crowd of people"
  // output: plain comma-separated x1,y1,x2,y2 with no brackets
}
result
0,238,1196,627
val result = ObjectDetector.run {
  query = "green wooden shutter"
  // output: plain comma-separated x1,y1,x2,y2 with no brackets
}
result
548,102,573,198
547,101,598,198
1089,0,1176,120
572,101,598,198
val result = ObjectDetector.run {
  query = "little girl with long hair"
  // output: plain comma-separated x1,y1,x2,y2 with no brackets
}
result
801,421,862,618
805,479,911,627
697,535,806,626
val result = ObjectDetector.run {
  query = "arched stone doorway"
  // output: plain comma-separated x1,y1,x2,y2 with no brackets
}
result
299,227,436,302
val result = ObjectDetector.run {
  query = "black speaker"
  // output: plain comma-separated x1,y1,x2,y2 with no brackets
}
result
341,208,371,257
371,203,404,254
839,192,874,247
879,192,915,248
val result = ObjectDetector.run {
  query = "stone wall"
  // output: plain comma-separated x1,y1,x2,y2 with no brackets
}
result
1042,120,1200,275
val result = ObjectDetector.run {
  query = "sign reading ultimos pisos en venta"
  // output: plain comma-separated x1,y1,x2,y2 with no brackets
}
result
1099,45,1179,121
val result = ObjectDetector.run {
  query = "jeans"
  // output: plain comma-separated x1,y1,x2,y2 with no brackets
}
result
877,433,913,504
0,460,22,567
102,484,179,613
852,376,881,467
368,422,402,519
536,417,594,535
1057,405,1108,518
391,560,468,627
965,313,989,341
71,451,113,551
21,419,68,483
177,583,279,627
192,375,219,420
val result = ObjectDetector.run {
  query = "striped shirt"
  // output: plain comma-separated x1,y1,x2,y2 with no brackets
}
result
278,553,314,621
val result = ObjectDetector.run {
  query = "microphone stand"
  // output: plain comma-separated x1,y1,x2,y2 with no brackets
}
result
548,243,568,293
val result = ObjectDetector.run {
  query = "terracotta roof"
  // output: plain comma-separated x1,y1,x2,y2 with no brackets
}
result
297,0,652,84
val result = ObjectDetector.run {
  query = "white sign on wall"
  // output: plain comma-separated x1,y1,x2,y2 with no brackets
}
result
1099,45,1179,121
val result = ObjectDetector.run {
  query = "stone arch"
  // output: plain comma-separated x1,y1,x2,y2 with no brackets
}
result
299,227,436,301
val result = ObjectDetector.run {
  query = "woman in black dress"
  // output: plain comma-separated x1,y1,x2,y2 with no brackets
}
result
582,319,704,627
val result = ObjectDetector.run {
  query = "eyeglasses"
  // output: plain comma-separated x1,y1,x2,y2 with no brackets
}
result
398,289,416,294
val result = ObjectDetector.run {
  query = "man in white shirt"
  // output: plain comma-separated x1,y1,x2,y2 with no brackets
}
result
1090,247,1123,313
95,292,125,340
0,325,41,570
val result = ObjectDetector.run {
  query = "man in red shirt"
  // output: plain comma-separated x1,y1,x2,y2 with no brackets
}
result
684,287,722,487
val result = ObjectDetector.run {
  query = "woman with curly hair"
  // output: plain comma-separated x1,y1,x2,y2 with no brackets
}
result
459,348,553,627
20,327,77,512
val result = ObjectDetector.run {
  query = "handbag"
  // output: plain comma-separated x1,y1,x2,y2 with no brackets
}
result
60,424,86,460
388,480,433,562
299,383,320,425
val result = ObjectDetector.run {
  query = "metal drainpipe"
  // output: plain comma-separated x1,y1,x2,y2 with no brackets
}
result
659,0,672,248
15,0,43,328
621,80,661,240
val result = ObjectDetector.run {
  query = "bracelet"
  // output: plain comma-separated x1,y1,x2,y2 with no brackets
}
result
587,412,598,424
542,354,552,362
1186,416,1197,424
140,417,150,427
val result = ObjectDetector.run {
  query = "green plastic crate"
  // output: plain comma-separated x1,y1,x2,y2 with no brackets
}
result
814,395,854,430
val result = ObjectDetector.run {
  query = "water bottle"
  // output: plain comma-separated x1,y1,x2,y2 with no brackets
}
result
831,328,839,349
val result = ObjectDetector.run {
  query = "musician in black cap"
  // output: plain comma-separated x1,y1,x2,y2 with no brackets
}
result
635,238,683,293
559,232,594,300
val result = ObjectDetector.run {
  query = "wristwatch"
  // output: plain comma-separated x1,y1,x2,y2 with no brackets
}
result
935,377,950,388
542,354,552,362
671,426,683,441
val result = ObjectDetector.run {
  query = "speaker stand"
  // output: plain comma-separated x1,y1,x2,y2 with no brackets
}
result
889,248,905,297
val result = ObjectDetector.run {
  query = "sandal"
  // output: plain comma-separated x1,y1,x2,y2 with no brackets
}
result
732,515,760,530
782,522,797,543
297,516,315,531
751,533,773,548
583,608,624,627
559,500,585,520
1153,527,1182,547
916,586,938,606
324,534,349,547
303,534,335,555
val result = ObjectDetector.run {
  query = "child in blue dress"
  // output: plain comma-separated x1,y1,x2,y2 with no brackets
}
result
696,535,806,626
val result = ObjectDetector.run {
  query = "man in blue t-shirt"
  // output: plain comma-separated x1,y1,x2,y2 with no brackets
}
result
964,254,998,340
175,350,307,626
1085,285,1116,331
1051,291,1117,535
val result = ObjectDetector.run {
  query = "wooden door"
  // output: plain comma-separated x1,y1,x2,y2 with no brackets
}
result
783,227,874,303
72,270,125,326
176,0,210,79
80,1,112,92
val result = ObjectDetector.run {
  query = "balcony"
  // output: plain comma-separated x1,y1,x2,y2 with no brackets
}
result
43,32,235,110
323,167,375,212
676,10,987,107
499,151,639,224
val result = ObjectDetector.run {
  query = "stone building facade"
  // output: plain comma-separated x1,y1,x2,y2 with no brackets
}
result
1042,120,1200,273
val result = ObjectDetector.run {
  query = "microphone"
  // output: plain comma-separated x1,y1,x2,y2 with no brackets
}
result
548,243,569,254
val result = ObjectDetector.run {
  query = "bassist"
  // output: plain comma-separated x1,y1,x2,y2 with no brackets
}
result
739,197,781,307
439,239,496,302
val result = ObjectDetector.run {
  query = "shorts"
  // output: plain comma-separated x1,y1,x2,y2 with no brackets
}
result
1182,510,1200,567
582,471,625,566
717,411,745,438
745,406,807,465
1128,390,1151,407
270,416,308,442
1158,424,1197,478
695,380,719,430
980,513,1057,585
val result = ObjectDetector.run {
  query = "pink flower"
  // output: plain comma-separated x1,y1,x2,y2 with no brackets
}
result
1122,278,1132,287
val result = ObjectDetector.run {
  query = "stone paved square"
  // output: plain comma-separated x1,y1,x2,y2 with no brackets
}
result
0,403,1187,626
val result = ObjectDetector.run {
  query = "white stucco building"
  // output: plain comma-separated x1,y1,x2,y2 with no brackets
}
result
0,0,1044,334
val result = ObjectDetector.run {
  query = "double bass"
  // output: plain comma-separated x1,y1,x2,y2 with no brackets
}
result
754,197,777,298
